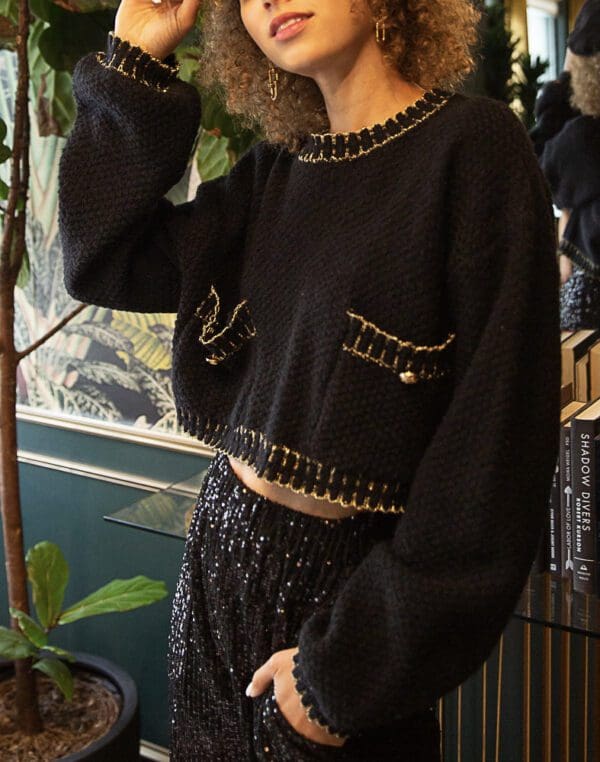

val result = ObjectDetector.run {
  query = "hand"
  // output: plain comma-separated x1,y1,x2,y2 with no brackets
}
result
113,0,202,61
559,254,573,285
247,646,346,748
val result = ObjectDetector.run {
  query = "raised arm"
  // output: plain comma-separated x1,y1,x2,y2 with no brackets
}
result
58,33,260,313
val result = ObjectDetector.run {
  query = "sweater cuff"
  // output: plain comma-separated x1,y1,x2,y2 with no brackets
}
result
291,650,350,740
95,30,181,93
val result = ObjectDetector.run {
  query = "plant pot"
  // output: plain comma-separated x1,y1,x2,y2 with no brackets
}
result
0,650,140,761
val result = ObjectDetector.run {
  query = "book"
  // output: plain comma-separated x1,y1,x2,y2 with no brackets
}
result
570,397,600,594
558,401,588,581
561,330,599,393
589,340,600,401
575,353,590,401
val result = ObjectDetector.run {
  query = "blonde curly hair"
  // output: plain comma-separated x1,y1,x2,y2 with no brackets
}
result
569,51,600,117
195,0,483,152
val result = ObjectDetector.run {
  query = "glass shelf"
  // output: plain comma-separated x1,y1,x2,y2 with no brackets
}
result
104,472,600,639
103,468,209,540
514,568,600,639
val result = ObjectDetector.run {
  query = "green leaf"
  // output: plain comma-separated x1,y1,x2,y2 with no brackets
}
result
196,129,231,182
0,626,39,659
0,0,18,26
16,244,30,289
32,657,73,701
9,607,47,648
41,644,76,663
26,541,69,629
28,20,77,137
58,576,168,624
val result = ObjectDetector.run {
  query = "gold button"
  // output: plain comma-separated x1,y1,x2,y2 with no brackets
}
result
400,370,418,384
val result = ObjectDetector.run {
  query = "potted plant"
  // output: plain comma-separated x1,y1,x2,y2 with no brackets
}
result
0,541,167,758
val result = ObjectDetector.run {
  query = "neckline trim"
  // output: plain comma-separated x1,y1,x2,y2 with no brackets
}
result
297,88,454,164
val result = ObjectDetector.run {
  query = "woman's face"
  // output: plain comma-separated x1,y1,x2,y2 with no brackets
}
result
239,0,374,80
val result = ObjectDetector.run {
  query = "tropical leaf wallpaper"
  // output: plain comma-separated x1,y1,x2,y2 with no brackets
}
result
1,47,192,434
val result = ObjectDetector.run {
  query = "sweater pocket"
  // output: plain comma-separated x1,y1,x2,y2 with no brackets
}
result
194,283,257,366
342,308,456,384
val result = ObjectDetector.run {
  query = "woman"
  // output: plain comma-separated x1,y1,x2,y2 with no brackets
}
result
538,0,600,328
57,0,561,759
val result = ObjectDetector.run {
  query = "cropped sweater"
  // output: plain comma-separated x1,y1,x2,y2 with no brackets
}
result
58,32,562,739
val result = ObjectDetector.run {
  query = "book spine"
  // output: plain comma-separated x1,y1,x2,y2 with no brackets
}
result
596,434,600,596
571,418,597,594
548,455,561,574
559,422,574,581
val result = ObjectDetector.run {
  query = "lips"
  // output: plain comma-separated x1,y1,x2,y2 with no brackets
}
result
270,12,314,38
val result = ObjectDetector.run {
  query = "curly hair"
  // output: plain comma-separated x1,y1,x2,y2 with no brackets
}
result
569,51,600,117
195,0,483,153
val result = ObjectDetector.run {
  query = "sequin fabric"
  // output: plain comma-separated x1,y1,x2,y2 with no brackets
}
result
166,449,441,760
560,262,600,330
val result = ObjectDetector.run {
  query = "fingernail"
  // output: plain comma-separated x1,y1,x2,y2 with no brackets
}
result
246,681,257,697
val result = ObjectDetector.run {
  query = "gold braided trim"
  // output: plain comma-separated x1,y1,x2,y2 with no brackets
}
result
107,30,180,73
176,408,408,514
297,91,453,163
95,51,175,93
343,309,456,383
195,285,257,365
95,32,180,93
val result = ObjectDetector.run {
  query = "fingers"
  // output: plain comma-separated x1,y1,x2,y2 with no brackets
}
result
176,0,202,33
246,653,277,697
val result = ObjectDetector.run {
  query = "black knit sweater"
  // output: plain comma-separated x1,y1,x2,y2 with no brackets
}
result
58,33,561,740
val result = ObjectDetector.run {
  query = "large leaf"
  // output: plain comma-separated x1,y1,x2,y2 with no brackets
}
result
111,312,172,371
41,644,76,662
28,19,76,137
26,541,69,629
0,626,38,659
196,129,231,182
0,0,18,26
9,607,47,648
33,657,73,701
58,576,168,624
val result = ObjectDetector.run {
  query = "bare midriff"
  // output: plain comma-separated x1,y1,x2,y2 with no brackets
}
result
227,454,360,519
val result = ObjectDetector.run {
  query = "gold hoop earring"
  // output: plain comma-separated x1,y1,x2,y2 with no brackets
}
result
268,61,279,101
375,19,386,43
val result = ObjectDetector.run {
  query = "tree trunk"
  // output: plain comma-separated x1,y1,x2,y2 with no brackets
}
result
0,273,43,733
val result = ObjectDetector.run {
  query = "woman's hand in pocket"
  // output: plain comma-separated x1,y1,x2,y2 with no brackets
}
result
247,646,346,747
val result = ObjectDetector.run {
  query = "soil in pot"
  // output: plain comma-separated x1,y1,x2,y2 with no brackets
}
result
0,667,121,760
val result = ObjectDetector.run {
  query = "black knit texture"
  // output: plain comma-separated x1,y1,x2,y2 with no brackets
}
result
58,36,562,736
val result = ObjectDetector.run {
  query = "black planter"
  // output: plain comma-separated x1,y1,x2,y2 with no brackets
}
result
0,650,140,761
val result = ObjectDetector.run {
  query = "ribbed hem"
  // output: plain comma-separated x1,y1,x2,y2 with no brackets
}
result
95,30,181,93
176,407,409,514
291,649,349,739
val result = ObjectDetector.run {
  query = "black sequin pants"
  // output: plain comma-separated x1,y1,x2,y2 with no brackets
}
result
167,449,441,761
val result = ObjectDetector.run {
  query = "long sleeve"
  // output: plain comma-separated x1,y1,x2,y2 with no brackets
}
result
58,34,260,313
292,99,562,736
528,71,579,157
